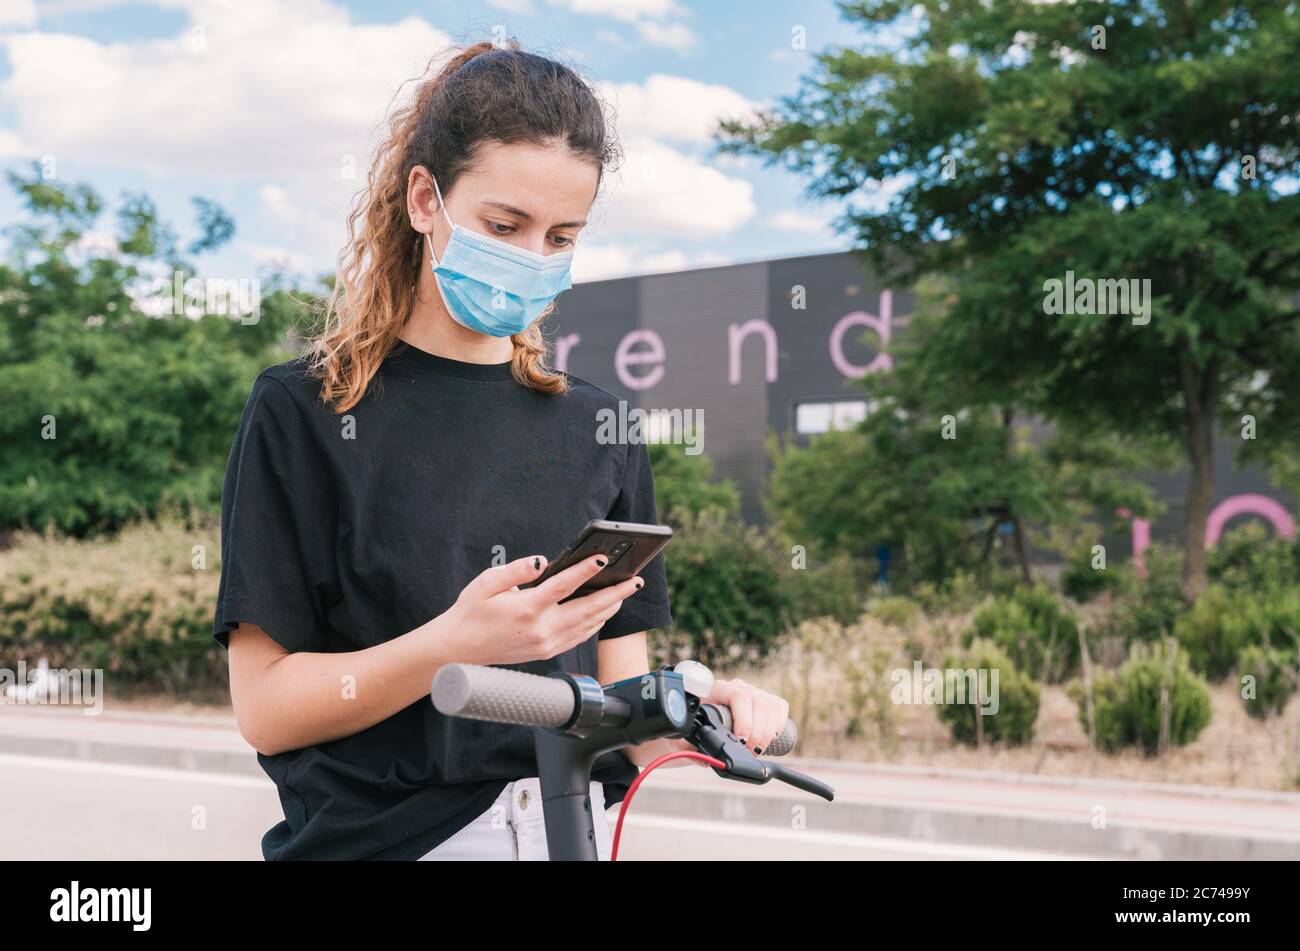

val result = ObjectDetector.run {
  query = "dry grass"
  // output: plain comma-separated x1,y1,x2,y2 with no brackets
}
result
720,611,1300,793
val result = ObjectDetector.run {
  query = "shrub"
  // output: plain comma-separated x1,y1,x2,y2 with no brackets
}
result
840,618,904,742
0,516,225,695
664,509,789,666
1236,645,1298,720
1061,543,1124,602
963,583,1080,682
911,569,988,616
665,509,872,666
645,443,740,527
1208,521,1300,594
1069,641,1212,755
869,595,922,630
1099,543,1190,644
1175,585,1300,681
934,639,1039,746
780,549,866,627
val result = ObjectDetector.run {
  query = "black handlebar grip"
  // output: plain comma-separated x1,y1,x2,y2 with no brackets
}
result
714,705,798,757
431,663,576,729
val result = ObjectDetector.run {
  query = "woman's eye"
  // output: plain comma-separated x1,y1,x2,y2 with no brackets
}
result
485,221,514,235
549,234,573,248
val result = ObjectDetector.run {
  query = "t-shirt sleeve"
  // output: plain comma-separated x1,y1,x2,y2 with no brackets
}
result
212,372,339,653
597,440,674,640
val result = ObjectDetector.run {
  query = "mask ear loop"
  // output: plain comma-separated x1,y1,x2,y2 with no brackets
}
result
423,174,455,268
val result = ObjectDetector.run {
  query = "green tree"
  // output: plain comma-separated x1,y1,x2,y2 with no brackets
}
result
767,305,1159,587
0,166,315,535
646,442,740,527
721,1,1300,598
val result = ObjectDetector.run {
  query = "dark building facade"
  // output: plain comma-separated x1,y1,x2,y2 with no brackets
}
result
544,251,1295,562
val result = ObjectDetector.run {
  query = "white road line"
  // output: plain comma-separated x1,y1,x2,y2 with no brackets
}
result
617,813,1099,860
0,752,274,789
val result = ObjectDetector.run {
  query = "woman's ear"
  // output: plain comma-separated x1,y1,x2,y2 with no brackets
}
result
407,165,440,235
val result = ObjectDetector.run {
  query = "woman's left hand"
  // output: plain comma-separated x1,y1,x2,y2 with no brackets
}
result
703,678,790,755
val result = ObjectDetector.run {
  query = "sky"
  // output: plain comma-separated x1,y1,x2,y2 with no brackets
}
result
0,0,877,286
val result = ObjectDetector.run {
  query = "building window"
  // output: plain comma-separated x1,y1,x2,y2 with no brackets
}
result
795,399,869,434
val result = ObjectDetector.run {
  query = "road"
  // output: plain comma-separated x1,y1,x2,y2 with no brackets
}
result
3,706,1298,861
0,752,1083,860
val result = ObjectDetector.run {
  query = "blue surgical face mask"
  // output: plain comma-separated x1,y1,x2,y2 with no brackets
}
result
423,176,574,337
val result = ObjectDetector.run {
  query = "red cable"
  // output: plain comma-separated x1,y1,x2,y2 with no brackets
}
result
610,749,725,862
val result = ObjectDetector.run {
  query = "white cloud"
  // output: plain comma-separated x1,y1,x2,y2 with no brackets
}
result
487,0,536,13
570,242,636,282
0,128,27,157
546,0,694,50
584,74,758,240
594,136,755,238
769,210,835,237
257,185,295,223
0,0,37,28
253,181,349,269
638,248,729,274
0,0,451,181
599,74,760,145
634,20,695,52
245,242,317,276
571,242,729,283
0,0,453,267
71,228,120,259
547,0,685,24
1,1,761,275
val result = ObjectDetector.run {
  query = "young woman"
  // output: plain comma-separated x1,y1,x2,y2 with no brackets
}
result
213,41,791,861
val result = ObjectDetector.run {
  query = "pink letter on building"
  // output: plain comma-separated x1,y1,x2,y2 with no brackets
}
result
1120,494,1295,579
615,329,665,391
728,319,778,385
1205,494,1296,547
554,333,580,373
1117,508,1152,579
829,289,893,379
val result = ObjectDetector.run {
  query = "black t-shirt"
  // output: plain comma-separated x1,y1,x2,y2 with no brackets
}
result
212,343,673,860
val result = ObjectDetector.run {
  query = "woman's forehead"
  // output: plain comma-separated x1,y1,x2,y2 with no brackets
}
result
455,141,599,221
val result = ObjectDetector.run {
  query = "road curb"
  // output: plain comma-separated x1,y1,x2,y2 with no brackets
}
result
0,729,264,778
623,783,1300,860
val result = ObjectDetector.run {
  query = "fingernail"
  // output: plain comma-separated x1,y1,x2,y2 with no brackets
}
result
634,578,644,589
595,557,607,567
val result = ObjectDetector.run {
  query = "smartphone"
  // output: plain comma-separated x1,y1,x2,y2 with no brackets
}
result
523,519,673,599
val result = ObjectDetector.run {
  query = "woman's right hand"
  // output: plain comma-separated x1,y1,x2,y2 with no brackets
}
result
439,554,643,666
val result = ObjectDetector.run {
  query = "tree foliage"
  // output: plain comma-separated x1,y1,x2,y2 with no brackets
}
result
0,166,316,536
721,1,1300,596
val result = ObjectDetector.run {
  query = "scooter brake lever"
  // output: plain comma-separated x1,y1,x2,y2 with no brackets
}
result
687,703,773,784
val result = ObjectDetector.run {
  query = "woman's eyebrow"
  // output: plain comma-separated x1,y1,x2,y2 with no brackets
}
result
482,200,586,229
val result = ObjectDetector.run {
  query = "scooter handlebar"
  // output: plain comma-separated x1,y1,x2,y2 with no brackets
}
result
431,663,575,729
431,663,798,756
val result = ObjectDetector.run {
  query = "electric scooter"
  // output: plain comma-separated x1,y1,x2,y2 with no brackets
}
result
431,659,835,860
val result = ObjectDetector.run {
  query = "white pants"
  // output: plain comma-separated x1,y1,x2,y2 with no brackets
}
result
418,777,616,861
